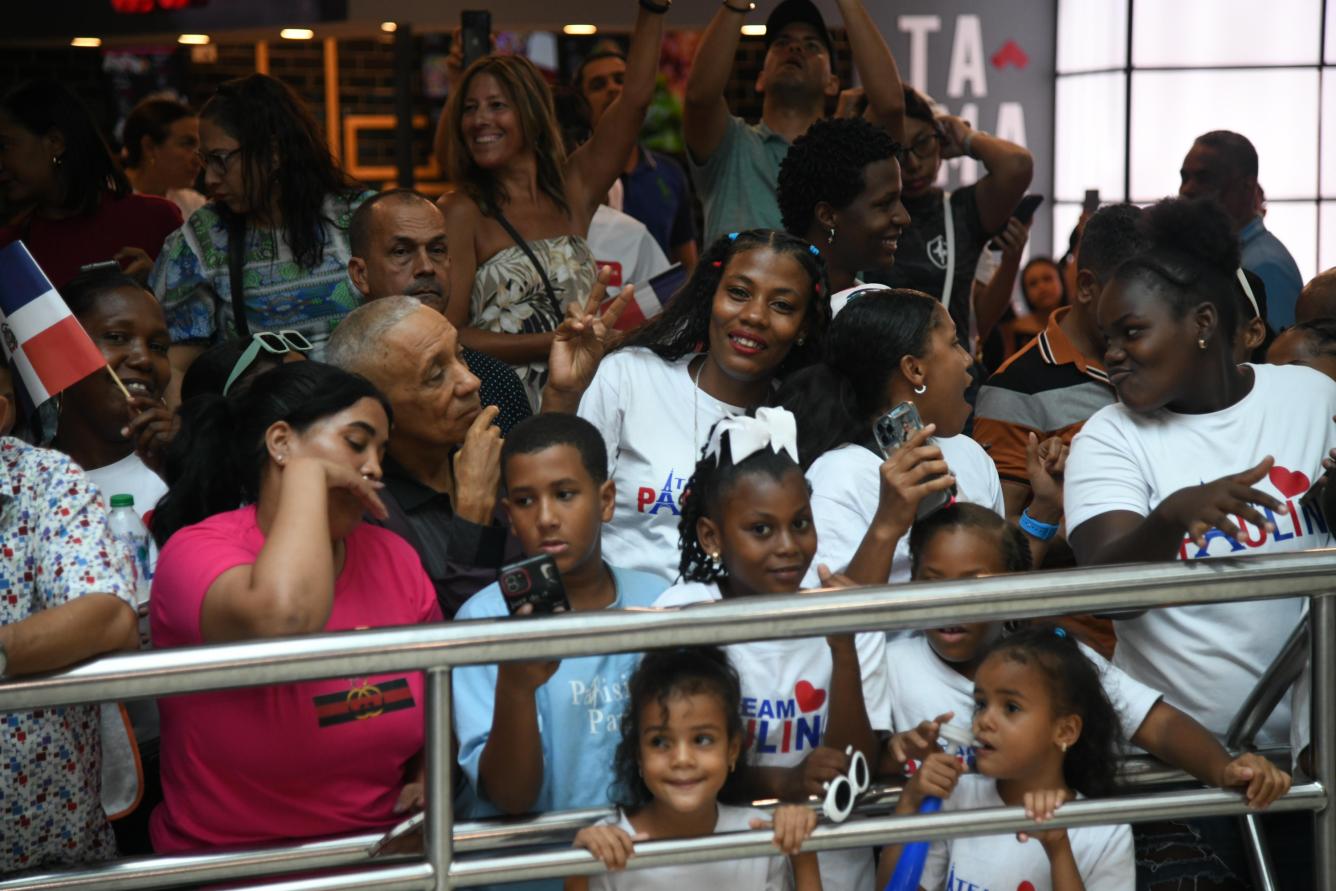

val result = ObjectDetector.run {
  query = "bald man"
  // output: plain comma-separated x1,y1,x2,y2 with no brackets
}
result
1296,268,1336,324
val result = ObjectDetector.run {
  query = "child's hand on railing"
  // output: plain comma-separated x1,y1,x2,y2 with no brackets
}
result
1017,787,1075,856
574,824,645,871
751,803,817,855
1219,752,1292,810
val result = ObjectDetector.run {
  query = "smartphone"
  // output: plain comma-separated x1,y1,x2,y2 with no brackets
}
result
1083,189,1101,216
873,402,955,519
460,10,491,69
989,194,1044,248
498,553,570,616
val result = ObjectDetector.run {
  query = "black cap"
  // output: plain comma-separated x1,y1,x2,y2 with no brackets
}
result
764,0,835,60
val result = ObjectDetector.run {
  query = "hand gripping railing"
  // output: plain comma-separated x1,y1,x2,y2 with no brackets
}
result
1,550,1334,890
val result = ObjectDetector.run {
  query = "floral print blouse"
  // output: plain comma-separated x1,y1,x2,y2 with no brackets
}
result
147,191,374,358
0,439,135,873
469,235,597,409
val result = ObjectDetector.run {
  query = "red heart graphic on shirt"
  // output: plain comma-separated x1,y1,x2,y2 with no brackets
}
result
991,40,1029,70
1018,882,1037,891
1269,466,1310,499
794,681,826,712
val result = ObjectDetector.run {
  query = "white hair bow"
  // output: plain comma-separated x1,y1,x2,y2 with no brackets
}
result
704,406,800,467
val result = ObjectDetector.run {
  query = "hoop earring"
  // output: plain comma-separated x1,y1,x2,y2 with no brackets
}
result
51,154,62,167
827,227,835,246
1197,337,1208,350
709,552,722,572
796,335,806,347
913,384,927,395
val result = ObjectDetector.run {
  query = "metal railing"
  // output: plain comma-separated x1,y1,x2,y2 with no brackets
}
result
1,550,1333,890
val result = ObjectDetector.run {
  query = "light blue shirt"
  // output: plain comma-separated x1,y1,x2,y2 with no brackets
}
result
453,563,667,809
1240,215,1303,329
452,564,667,890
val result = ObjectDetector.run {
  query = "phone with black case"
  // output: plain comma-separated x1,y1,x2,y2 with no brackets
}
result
498,553,570,615
460,10,491,69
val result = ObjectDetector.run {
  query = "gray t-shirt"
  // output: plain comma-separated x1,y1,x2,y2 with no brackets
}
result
688,116,789,245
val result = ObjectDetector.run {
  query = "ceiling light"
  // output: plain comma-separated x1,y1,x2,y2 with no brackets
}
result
741,24,766,36
71,37,102,47
280,28,315,40
563,24,598,35
381,21,398,33
178,34,210,45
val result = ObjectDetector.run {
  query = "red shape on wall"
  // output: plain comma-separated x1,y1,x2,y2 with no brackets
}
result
992,40,1030,70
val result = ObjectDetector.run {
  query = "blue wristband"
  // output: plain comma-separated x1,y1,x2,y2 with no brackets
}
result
1020,508,1059,541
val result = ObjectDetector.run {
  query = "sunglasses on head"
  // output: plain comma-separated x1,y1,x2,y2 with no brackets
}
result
223,330,314,395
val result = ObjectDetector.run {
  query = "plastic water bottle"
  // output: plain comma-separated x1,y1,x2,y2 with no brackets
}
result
107,494,152,608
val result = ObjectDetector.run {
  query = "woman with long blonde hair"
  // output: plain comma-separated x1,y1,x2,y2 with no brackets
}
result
437,5,666,408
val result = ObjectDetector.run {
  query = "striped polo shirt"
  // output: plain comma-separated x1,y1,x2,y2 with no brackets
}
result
972,307,1114,485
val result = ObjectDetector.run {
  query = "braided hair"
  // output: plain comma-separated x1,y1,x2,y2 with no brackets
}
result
981,627,1123,798
676,417,806,584
907,502,1032,579
621,229,830,380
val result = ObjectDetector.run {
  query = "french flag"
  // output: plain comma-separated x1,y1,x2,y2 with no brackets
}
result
0,241,107,405
600,263,688,332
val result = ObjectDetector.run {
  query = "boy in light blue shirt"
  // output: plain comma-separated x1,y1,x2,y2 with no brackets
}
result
453,414,667,841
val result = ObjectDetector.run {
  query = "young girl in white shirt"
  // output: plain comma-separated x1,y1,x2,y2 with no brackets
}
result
775,288,1058,589
568,646,821,891
651,409,895,891
878,626,1135,891
578,230,829,583
884,503,1291,812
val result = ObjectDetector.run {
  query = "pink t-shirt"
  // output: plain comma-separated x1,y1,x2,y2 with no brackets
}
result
148,506,443,853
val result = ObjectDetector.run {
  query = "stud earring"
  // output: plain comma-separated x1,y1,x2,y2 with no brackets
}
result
1197,337,1208,350
1060,742,1069,753
51,154,62,167
275,453,286,466
913,384,927,395
709,552,722,572
796,335,806,347
827,227,836,246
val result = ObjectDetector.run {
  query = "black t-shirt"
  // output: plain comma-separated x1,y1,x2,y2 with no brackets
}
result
869,184,989,342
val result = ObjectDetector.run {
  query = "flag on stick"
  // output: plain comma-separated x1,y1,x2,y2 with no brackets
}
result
0,241,107,406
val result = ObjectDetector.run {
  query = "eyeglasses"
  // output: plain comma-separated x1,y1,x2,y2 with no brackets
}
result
904,132,942,161
196,147,242,176
223,330,313,396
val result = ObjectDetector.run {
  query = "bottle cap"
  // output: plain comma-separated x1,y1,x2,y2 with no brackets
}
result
109,494,136,509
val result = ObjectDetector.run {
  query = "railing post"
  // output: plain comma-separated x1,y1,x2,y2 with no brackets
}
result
427,669,454,891
1313,594,1336,889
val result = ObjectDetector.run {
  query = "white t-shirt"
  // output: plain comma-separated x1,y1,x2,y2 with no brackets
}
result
919,774,1135,891
588,804,792,891
652,581,890,891
884,634,1162,761
1066,363,1336,746
802,437,1004,590
580,348,746,582
588,205,671,298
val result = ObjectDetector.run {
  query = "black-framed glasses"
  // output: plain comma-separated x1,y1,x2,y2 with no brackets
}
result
196,147,242,177
223,330,314,395
904,132,942,161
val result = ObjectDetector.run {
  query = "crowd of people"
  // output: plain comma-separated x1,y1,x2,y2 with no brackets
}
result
1,1,1333,889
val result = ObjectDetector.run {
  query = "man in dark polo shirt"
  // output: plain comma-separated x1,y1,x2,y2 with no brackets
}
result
330,199,627,617
347,189,532,436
